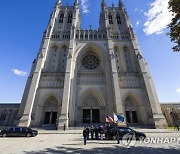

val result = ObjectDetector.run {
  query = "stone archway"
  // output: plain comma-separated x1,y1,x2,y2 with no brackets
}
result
124,96,141,125
42,97,58,126
0,110,8,125
76,88,106,125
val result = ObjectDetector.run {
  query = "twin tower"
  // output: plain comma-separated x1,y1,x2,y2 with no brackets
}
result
15,0,167,129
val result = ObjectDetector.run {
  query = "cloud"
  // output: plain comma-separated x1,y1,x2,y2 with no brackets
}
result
134,8,138,12
80,0,90,14
12,69,27,76
143,0,173,35
176,88,180,93
136,21,140,26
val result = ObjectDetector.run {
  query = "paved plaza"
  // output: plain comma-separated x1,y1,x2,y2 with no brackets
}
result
0,129,180,154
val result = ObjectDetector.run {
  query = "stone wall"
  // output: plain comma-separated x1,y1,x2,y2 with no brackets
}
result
0,103,179,128
161,103,180,127
0,104,19,126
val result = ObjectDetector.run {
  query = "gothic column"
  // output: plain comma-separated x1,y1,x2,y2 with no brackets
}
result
58,44,74,129
107,39,124,117
18,4,59,127
130,28,167,128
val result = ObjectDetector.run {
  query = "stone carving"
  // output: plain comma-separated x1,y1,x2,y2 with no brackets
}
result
119,73,142,88
82,54,100,70
77,73,105,85
85,96,97,107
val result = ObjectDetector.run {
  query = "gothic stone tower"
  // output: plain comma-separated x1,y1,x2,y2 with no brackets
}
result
15,0,167,129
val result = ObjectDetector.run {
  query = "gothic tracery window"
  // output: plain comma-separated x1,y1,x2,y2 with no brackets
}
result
68,13,73,23
51,46,58,71
61,46,67,72
0,111,7,121
116,14,121,24
59,13,64,23
108,14,113,24
123,47,132,72
82,54,100,70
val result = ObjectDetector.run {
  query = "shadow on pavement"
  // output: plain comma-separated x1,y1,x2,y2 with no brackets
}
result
24,145,180,154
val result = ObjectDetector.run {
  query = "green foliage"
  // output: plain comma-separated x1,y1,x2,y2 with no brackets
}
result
168,0,180,52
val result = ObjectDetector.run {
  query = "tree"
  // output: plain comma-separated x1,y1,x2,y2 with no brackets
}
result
168,0,180,52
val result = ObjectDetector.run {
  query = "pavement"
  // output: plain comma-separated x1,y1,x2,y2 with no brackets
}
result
37,128,177,134
0,128,180,154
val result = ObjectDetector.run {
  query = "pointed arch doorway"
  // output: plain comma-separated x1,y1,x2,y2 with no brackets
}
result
83,109,100,123
124,97,140,125
82,97,100,124
43,97,58,126
77,89,106,125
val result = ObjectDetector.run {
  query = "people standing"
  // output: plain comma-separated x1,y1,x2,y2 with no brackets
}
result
64,124,66,131
95,125,99,140
99,126,104,140
90,125,94,140
83,127,88,145
175,123,179,131
86,127,90,140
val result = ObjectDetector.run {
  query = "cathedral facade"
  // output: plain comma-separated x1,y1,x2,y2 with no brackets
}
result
15,0,167,129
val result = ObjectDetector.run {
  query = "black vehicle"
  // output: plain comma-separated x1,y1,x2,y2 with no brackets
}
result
0,127,38,137
106,126,146,140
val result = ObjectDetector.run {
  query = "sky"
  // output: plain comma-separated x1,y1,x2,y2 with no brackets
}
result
0,0,179,103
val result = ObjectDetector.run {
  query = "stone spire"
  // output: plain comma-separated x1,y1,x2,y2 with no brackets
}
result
74,0,79,6
57,0,62,5
101,0,107,9
118,0,124,8
112,3,114,8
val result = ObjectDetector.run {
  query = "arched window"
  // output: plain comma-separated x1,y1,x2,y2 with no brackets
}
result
68,13,73,23
108,14,113,24
61,46,68,72
123,47,132,72
114,47,120,70
0,111,7,121
51,45,58,71
116,14,121,24
59,13,64,23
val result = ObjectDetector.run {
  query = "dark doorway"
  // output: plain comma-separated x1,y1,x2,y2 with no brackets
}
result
83,109,100,123
51,112,57,124
92,109,100,123
44,112,51,124
44,111,57,125
132,111,138,123
125,111,130,123
83,109,91,123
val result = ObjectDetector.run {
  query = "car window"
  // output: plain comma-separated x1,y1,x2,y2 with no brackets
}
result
119,128,125,132
9,128,14,131
21,128,27,131
15,128,21,131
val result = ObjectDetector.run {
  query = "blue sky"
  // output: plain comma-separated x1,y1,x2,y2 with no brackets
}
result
0,0,179,103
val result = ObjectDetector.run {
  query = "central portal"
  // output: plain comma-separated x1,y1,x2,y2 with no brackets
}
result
44,111,57,125
83,109,100,123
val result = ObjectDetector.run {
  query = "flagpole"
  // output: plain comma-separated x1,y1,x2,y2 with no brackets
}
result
117,121,120,144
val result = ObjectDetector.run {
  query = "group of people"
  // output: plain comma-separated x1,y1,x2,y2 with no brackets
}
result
83,125,104,145
174,123,179,131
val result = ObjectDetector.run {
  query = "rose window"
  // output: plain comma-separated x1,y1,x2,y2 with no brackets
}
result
82,54,100,70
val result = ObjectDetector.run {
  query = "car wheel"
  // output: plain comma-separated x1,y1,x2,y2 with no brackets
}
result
27,133,31,137
2,133,7,137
